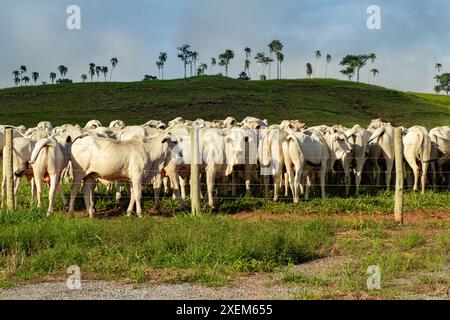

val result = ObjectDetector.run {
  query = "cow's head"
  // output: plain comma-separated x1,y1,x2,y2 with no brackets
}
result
15,160,30,178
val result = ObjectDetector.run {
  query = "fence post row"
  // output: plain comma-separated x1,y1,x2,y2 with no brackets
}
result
394,127,403,225
190,127,201,213
5,128,15,210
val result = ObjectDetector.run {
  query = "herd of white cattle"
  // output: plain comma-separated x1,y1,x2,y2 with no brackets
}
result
0,117,449,218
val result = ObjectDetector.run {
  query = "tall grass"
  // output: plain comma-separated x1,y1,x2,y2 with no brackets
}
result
0,212,336,284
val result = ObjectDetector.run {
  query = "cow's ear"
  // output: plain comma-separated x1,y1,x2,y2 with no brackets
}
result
66,135,72,144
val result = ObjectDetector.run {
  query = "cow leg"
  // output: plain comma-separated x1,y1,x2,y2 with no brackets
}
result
385,158,394,191
153,175,162,211
83,176,96,218
343,158,351,196
320,163,327,199
58,182,68,207
421,162,429,194
34,174,43,209
206,166,216,208
244,164,252,197
13,176,21,208
69,175,83,215
179,176,186,200
132,178,143,218
407,159,420,192
286,164,295,202
47,175,59,216
126,186,136,217
305,173,312,201
167,170,184,210
31,177,36,206
163,176,169,194
273,173,282,202
293,164,303,204
355,160,365,196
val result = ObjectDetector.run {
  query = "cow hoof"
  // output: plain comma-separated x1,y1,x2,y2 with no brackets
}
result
126,212,132,218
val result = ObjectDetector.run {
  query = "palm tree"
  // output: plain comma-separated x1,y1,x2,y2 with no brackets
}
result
314,50,321,78
218,50,235,77
325,54,332,78
14,77,21,86
20,66,27,85
49,72,57,84
370,68,379,83
269,40,283,79
31,72,39,85
95,66,102,82
200,63,208,76
244,47,252,77
58,65,68,78
218,59,226,74
435,63,443,75
211,57,217,74
81,74,88,83
191,51,199,76
244,59,251,78
89,63,96,82
255,52,266,79
101,66,108,81
159,52,167,80
12,70,20,85
110,57,118,82
156,60,163,79
177,44,191,78
276,52,284,79
20,65,27,76
306,63,313,79
22,76,30,85
367,53,377,82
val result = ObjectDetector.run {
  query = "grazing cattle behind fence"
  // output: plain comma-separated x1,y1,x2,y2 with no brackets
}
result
1,117,448,218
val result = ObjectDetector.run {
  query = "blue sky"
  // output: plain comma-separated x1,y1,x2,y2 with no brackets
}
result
1,0,449,92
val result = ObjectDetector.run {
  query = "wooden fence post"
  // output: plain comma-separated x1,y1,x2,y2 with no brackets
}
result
5,128,15,210
394,127,403,225
190,127,201,213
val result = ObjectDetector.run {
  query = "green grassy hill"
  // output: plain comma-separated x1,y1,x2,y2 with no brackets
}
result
0,77,448,128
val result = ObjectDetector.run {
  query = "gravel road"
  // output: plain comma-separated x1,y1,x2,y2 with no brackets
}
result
0,279,295,300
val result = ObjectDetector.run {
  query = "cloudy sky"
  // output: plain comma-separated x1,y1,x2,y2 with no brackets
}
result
1,0,449,92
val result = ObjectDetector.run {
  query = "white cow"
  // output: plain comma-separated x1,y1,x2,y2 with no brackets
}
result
84,120,103,130
143,120,166,129
0,126,24,156
403,126,431,194
345,125,372,195
284,129,329,202
2,137,36,207
109,120,126,129
36,121,53,131
259,125,288,201
20,136,72,215
68,134,176,217
429,126,450,188
322,130,353,194
368,123,395,189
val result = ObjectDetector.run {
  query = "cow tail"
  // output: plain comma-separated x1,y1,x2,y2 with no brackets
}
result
30,138,56,164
